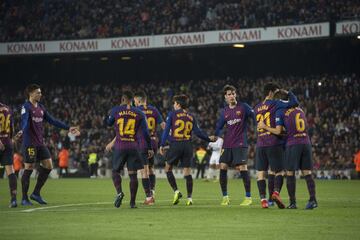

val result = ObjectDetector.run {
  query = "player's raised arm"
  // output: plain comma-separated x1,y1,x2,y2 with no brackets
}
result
215,109,225,137
287,91,299,107
275,90,299,109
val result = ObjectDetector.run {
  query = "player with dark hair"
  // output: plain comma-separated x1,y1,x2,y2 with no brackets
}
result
133,91,165,199
20,84,80,206
254,83,298,209
106,90,154,208
258,90,317,209
160,94,215,206
0,102,21,208
215,85,255,206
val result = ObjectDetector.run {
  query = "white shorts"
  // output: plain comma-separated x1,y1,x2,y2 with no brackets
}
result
209,152,221,165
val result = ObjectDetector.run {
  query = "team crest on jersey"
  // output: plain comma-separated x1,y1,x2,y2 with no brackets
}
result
21,106,26,115
236,111,241,116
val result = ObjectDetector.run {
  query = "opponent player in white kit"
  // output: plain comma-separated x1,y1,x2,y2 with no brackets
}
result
206,137,223,181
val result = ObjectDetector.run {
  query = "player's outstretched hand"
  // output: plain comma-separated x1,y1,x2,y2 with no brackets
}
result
258,120,266,129
69,127,81,137
0,140,4,151
148,150,154,159
159,146,165,156
209,136,217,142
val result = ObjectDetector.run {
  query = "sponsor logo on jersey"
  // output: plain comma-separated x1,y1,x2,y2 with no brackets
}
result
227,118,241,125
32,117,43,123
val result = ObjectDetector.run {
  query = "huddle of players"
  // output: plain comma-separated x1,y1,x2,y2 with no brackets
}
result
104,83,317,210
253,83,317,210
105,91,216,208
0,82,317,210
213,83,317,210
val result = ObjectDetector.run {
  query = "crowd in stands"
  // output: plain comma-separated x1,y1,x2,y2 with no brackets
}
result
1,74,359,172
1,0,359,42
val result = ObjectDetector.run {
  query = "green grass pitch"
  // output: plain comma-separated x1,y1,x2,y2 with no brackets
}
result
0,178,359,240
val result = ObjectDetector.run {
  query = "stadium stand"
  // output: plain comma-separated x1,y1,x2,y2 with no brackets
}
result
1,0,359,42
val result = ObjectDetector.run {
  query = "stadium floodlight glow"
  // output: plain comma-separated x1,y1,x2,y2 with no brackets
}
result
357,35,360,40
318,82,322,86
100,57,108,61
121,56,131,60
233,44,245,48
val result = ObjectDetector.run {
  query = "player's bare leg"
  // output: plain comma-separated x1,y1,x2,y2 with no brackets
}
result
207,163,219,182
214,164,220,182
206,163,215,181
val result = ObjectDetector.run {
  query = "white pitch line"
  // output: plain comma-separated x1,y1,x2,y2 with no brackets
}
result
20,198,221,213
28,204,230,212
20,199,219,213
21,202,111,213
15,196,357,213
